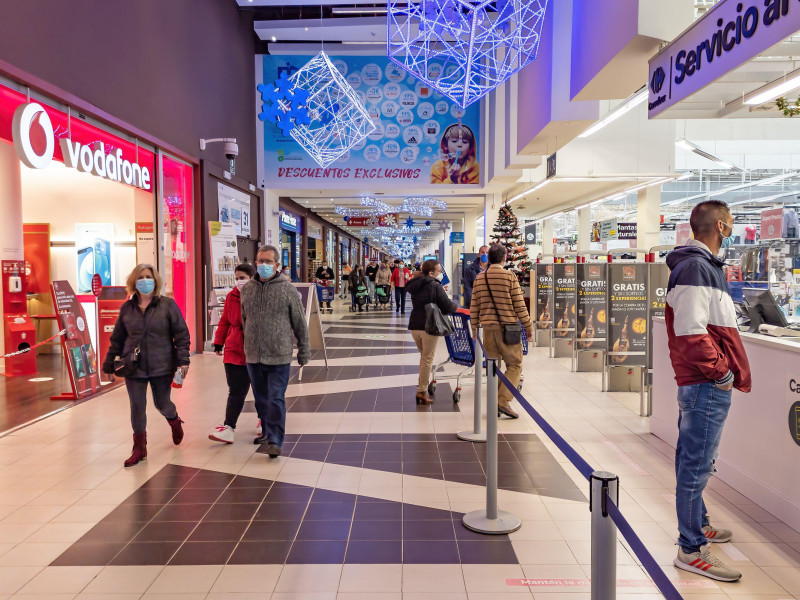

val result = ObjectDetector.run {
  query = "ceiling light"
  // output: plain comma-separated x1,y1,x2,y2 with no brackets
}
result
508,179,550,204
577,87,647,138
675,139,740,171
744,68,800,105
728,191,797,207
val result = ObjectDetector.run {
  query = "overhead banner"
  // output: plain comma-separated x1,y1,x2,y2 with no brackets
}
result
259,55,481,188
648,0,800,118
761,207,784,240
607,264,648,367
576,264,607,349
218,182,252,237
535,263,553,329
344,214,399,228
552,263,576,337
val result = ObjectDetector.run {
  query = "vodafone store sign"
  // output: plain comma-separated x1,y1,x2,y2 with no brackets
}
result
11,102,151,190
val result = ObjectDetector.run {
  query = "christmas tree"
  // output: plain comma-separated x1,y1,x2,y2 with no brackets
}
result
490,204,533,287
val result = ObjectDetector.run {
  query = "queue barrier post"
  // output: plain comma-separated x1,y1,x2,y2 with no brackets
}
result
590,471,620,600
458,325,486,443
462,357,521,534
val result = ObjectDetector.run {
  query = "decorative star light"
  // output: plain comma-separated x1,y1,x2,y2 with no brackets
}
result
260,51,375,167
401,197,448,217
405,216,416,228
388,0,549,108
439,220,451,232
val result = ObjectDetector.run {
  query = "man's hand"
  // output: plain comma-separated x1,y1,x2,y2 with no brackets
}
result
716,381,733,391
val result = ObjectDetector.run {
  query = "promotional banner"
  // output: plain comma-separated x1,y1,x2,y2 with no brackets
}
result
51,280,101,399
343,214,398,228
22,223,50,294
607,264,648,366
761,207,784,240
208,222,239,289
135,222,156,266
535,264,553,329
576,263,607,349
617,223,637,240
552,263,576,337
259,55,481,188
599,219,618,241
97,286,127,381
647,262,670,368
75,223,114,293
218,182,251,237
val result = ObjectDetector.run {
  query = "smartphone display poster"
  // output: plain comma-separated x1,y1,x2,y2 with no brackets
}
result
75,223,115,292
51,280,101,400
208,221,239,289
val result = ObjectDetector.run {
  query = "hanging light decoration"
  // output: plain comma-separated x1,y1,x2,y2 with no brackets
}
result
387,0,549,109
257,51,375,167
401,196,447,217
334,196,392,218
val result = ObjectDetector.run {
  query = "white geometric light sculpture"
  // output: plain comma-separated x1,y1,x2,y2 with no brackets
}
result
258,51,375,168
388,0,549,109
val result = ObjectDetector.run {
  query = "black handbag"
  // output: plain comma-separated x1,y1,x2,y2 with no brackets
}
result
424,282,455,337
113,310,151,378
483,272,522,345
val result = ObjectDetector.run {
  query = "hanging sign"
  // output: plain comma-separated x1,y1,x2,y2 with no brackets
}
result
535,263,553,329
617,223,638,241
761,207,784,240
599,219,618,241
552,264,576,337
307,221,323,240
576,264,607,350
450,232,465,244
606,264,648,367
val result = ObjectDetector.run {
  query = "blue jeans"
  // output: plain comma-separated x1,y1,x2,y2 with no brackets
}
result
247,363,291,447
675,382,732,553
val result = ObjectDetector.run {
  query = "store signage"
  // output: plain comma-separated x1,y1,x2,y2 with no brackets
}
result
307,221,323,240
344,214,399,228
535,263,553,330
524,223,537,244
599,219,618,241
280,211,298,232
449,232,465,244
789,399,800,447
761,207,784,239
607,264,648,367
12,103,151,190
617,223,637,240
552,264,576,337
647,263,670,369
648,0,800,118
576,264,607,350
91,274,102,297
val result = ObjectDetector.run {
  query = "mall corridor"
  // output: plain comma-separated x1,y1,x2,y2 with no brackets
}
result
0,301,799,599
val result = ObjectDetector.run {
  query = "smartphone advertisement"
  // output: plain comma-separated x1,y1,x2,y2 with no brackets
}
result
75,223,115,293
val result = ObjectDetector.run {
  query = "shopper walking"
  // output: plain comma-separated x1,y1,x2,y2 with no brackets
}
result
208,263,256,444
315,260,334,310
391,260,412,314
365,260,378,301
666,200,751,582
375,260,392,286
242,245,310,458
469,243,533,419
340,263,352,298
349,264,368,312
102,264,190,467
406,259,458,403
462,245,489,307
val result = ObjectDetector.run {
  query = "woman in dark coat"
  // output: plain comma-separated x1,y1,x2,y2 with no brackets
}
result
405,259,458,403
102,264,191,467
349,264,368,312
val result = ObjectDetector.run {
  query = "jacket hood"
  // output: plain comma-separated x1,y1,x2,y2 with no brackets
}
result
666,243,725,271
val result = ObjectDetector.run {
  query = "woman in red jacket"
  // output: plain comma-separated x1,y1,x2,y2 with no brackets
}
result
209,263,256,444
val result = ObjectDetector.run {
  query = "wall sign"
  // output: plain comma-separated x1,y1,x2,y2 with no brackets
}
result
450,231,465,244
535,263,553,329
648,0,800,118
761,207,784,240
280,211,299,232
208,222,239,289
217,182,251,237
135,223,156,266
307,221,323,240
599,218,618,241
606,264,648,366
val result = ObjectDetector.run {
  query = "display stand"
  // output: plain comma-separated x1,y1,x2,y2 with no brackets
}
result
573,253,609,378
533,258,554,347
293,283,329,382
550,258,576,358
641,246,674,416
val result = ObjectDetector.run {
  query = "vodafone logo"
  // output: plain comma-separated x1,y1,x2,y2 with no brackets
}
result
11,102,151,190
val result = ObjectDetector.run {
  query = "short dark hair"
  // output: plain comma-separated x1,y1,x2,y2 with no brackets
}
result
257,245,279,260
690,200,731,237
487,243,506,265
421,259,439,275
234,263,256,278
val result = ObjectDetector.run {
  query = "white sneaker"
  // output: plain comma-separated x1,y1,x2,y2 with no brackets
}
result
208,424,234,444
256,420,262,436
674,545,741,582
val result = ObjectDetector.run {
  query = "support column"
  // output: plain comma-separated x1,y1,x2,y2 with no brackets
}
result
637,185,661,250
464,209,480,254
263,188,280,249
542,218,554,256
484,194,502,246
0,143,24,360
577,207,592,253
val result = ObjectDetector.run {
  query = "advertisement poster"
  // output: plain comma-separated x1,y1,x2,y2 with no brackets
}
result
761,208,784,240
75,223,114,293
259,55,481,188
97,286,127,380
576,264,607,349
599,219,618,241
535,264,553,329
208,222,239,289
218,182,251,237
552,264,576,337
22,223,50,294
607,264,648,366
617,223,637,240
647,262,670,367
344,214,398,228
135,222,156,266
51,280,101,399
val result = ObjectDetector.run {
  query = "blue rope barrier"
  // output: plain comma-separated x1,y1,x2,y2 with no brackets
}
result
606,498,684,600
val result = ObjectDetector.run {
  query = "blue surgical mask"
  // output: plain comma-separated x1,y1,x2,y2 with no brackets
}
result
257,264,274,279
136,278,155,295
480,253,488,264
720,221,735,248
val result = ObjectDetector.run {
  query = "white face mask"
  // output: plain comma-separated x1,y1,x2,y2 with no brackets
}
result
435,273,444,282
236,279,249,291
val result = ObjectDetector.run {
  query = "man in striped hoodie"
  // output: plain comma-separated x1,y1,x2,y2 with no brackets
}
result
666,200,751,582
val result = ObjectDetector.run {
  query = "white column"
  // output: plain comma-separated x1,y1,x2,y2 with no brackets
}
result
0,143,24,360
484,194,502,246
263,188,280,249
542,218,554,256
577,207,592,252
464,209,480,254
637,185,662,250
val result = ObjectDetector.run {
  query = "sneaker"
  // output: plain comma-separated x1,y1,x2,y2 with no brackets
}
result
703,524,732,543
674,546,742,582
265,443,282,458
256,420,262,436
208,424,234,444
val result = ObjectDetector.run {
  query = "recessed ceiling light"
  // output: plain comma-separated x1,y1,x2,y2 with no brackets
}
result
271,35,277,42
305,27,309,31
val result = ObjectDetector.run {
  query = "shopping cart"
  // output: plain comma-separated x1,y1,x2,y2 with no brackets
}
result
315,280,335,313
430,311,474,403
375,284,392,310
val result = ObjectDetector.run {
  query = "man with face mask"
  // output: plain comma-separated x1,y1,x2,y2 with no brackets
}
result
241,245,310,458
462,245,489,308
665,200,751,582
315,260,334,309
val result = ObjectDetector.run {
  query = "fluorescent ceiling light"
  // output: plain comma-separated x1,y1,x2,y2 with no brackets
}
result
676,139,740,171
508,179,550,204
577,87,647,138
728,191,797,207
744,68,800,105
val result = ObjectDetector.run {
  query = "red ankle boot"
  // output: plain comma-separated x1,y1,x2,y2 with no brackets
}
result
124,433,147,467
167,417,184,445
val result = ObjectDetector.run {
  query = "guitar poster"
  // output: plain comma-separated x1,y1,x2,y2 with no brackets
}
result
576,264,607,350
552,264,576,338
606,264,648,366
534,264,553,330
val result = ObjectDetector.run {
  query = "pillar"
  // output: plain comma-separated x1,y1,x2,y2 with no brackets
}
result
577,207,592,252
542,218,554,256
484,194,502,246
637,185,662,250
464,209,481,254
0,143,24,360
263,188,280,250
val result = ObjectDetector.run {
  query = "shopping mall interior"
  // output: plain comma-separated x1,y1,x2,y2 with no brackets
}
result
0,0,799,597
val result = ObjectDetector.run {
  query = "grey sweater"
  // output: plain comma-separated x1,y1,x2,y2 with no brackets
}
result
240,274,310,366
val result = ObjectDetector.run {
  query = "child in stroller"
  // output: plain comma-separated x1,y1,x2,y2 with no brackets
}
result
375,284,392,310
350,284,370,312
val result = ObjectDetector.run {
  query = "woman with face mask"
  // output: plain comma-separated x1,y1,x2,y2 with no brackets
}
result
102,264,191,467
209,263,257,444
405,259,459,403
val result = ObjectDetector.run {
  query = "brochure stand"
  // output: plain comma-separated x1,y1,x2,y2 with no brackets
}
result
550,258,577,358
573,252,609,377
293,283,328,382
533,257,555,347
641,246,674,416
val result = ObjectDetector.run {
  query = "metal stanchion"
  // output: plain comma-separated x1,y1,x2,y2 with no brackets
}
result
458,326,486,443
462,357,521,534
590,471,619,600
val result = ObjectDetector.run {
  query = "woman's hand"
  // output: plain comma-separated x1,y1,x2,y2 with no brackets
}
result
179,365,190,378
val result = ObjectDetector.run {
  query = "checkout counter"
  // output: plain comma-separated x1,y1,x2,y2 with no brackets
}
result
651,316,800,532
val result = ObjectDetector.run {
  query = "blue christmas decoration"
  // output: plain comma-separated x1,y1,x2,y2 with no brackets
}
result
405,216,415,228
388,0,549,108
257,72,311,135
425,220,431,227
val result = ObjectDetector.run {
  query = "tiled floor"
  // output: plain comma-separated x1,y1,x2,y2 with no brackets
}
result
0,296,799,599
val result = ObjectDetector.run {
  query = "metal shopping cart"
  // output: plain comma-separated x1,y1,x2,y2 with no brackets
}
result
430,311,474,403
315,280,335,313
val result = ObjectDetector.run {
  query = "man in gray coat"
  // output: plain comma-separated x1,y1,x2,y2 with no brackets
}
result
241,245,310,457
